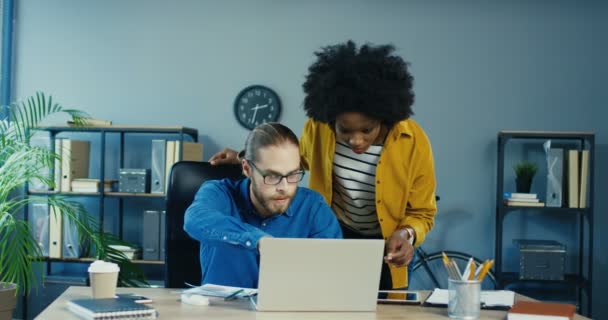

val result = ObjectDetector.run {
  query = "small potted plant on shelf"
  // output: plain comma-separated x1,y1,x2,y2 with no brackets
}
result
513,160,538,193
0,92,146,320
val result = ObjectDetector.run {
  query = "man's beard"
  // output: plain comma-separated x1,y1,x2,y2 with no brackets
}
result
251,183,295,216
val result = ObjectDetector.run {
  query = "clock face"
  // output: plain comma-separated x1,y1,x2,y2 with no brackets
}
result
234,85,282,130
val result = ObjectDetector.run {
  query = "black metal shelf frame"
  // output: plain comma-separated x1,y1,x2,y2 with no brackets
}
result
24,126,198,298
495,131,594,317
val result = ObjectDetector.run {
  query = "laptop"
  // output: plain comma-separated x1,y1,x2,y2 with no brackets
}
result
250,238,384,312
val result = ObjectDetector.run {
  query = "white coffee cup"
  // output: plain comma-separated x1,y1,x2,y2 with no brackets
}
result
88,260,120,299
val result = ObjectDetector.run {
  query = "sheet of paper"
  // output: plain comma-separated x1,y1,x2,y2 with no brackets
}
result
425,289,514,307
181,283,258,298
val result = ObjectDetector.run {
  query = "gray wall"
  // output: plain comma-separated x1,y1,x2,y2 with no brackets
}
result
13,0,607,318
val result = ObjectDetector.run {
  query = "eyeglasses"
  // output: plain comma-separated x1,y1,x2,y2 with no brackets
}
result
248,161,305,185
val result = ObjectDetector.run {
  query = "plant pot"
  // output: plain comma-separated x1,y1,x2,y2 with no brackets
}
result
0,282,17,320
516,176,533,193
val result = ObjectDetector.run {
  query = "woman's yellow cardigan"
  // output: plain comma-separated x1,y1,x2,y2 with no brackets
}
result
300,118,437,288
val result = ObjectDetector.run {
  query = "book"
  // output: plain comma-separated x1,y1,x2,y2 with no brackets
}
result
503,192,537,200
504,198,539,203
67,297,157,320
67,117,112,127
71,178,115,193
504,200,545,207
507,300,575,320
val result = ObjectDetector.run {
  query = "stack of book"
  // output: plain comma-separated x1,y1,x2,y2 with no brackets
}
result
503,192,545,207
67,117,112,127
71,178,116,193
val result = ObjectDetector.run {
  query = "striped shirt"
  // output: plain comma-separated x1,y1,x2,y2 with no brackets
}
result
332,141,383,236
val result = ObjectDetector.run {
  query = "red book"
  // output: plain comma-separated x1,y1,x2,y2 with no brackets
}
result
508,301,576,320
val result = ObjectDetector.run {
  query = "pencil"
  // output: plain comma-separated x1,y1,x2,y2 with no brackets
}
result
478,260,495,281
468,261,476,280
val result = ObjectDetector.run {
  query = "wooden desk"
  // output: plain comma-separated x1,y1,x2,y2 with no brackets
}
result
35,287,590,320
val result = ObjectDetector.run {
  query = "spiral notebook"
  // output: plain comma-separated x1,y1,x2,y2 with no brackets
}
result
67,298,158,320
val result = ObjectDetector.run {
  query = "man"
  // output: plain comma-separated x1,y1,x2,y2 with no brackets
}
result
184,122,342,288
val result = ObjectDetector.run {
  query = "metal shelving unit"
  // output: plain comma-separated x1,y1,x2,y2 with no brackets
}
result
22,125,198,319
495,130,594,317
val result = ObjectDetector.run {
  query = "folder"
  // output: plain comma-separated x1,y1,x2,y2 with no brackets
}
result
54,138,63,192
28,134,52,191
29,203,50,256
545,148,563,207
567,150,579,208
164,141,176,192
63,218,80,258
61,140,91,192
160,210,166,261
579,150,589,208
150,139,166,194
142,210,160,261
48,205,63,258
179,141,204,162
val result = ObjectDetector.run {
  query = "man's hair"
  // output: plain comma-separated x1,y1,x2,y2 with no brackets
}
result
302,40,415,126
241,122,299,162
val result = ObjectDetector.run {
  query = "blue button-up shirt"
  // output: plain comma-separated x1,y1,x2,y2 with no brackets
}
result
183,178,342,288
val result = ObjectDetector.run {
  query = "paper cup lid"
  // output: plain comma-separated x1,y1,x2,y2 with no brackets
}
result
88,260,120,273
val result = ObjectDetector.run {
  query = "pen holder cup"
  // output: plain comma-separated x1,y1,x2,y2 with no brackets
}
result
448,278,481,319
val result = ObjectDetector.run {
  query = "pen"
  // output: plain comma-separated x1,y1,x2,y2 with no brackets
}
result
452,260,462,280
224,289,244,301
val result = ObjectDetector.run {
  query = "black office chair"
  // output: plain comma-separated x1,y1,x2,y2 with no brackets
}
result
164,161,242,288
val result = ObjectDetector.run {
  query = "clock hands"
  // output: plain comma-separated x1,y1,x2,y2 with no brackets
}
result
250,104,269,124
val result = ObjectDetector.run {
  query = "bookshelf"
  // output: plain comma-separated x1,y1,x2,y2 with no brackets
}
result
495,131,594,317
23,125,198,319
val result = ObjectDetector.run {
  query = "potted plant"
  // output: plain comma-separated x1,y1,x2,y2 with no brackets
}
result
513,160,538,193
0,92,146,319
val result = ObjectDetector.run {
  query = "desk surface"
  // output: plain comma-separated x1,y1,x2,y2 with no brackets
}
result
35,287,590,320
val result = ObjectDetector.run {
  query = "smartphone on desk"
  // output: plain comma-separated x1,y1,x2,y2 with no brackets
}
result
377,290,420,305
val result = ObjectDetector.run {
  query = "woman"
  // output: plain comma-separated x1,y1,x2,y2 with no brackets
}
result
211,40,437,289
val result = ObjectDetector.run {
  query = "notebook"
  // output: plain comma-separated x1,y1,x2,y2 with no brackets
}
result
67,297,158,320
424,288,515,310
249,238,384,311
507,300,576,320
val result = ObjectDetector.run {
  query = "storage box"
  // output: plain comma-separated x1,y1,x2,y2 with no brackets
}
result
119,168,150,193
514,239,565,281
109,245,141,260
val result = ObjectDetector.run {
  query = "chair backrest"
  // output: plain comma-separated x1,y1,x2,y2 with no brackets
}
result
165,161,242,288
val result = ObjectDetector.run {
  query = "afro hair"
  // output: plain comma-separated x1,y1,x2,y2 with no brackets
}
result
302,40,415,126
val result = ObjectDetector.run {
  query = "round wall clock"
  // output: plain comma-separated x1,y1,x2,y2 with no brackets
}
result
234,85,282,130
